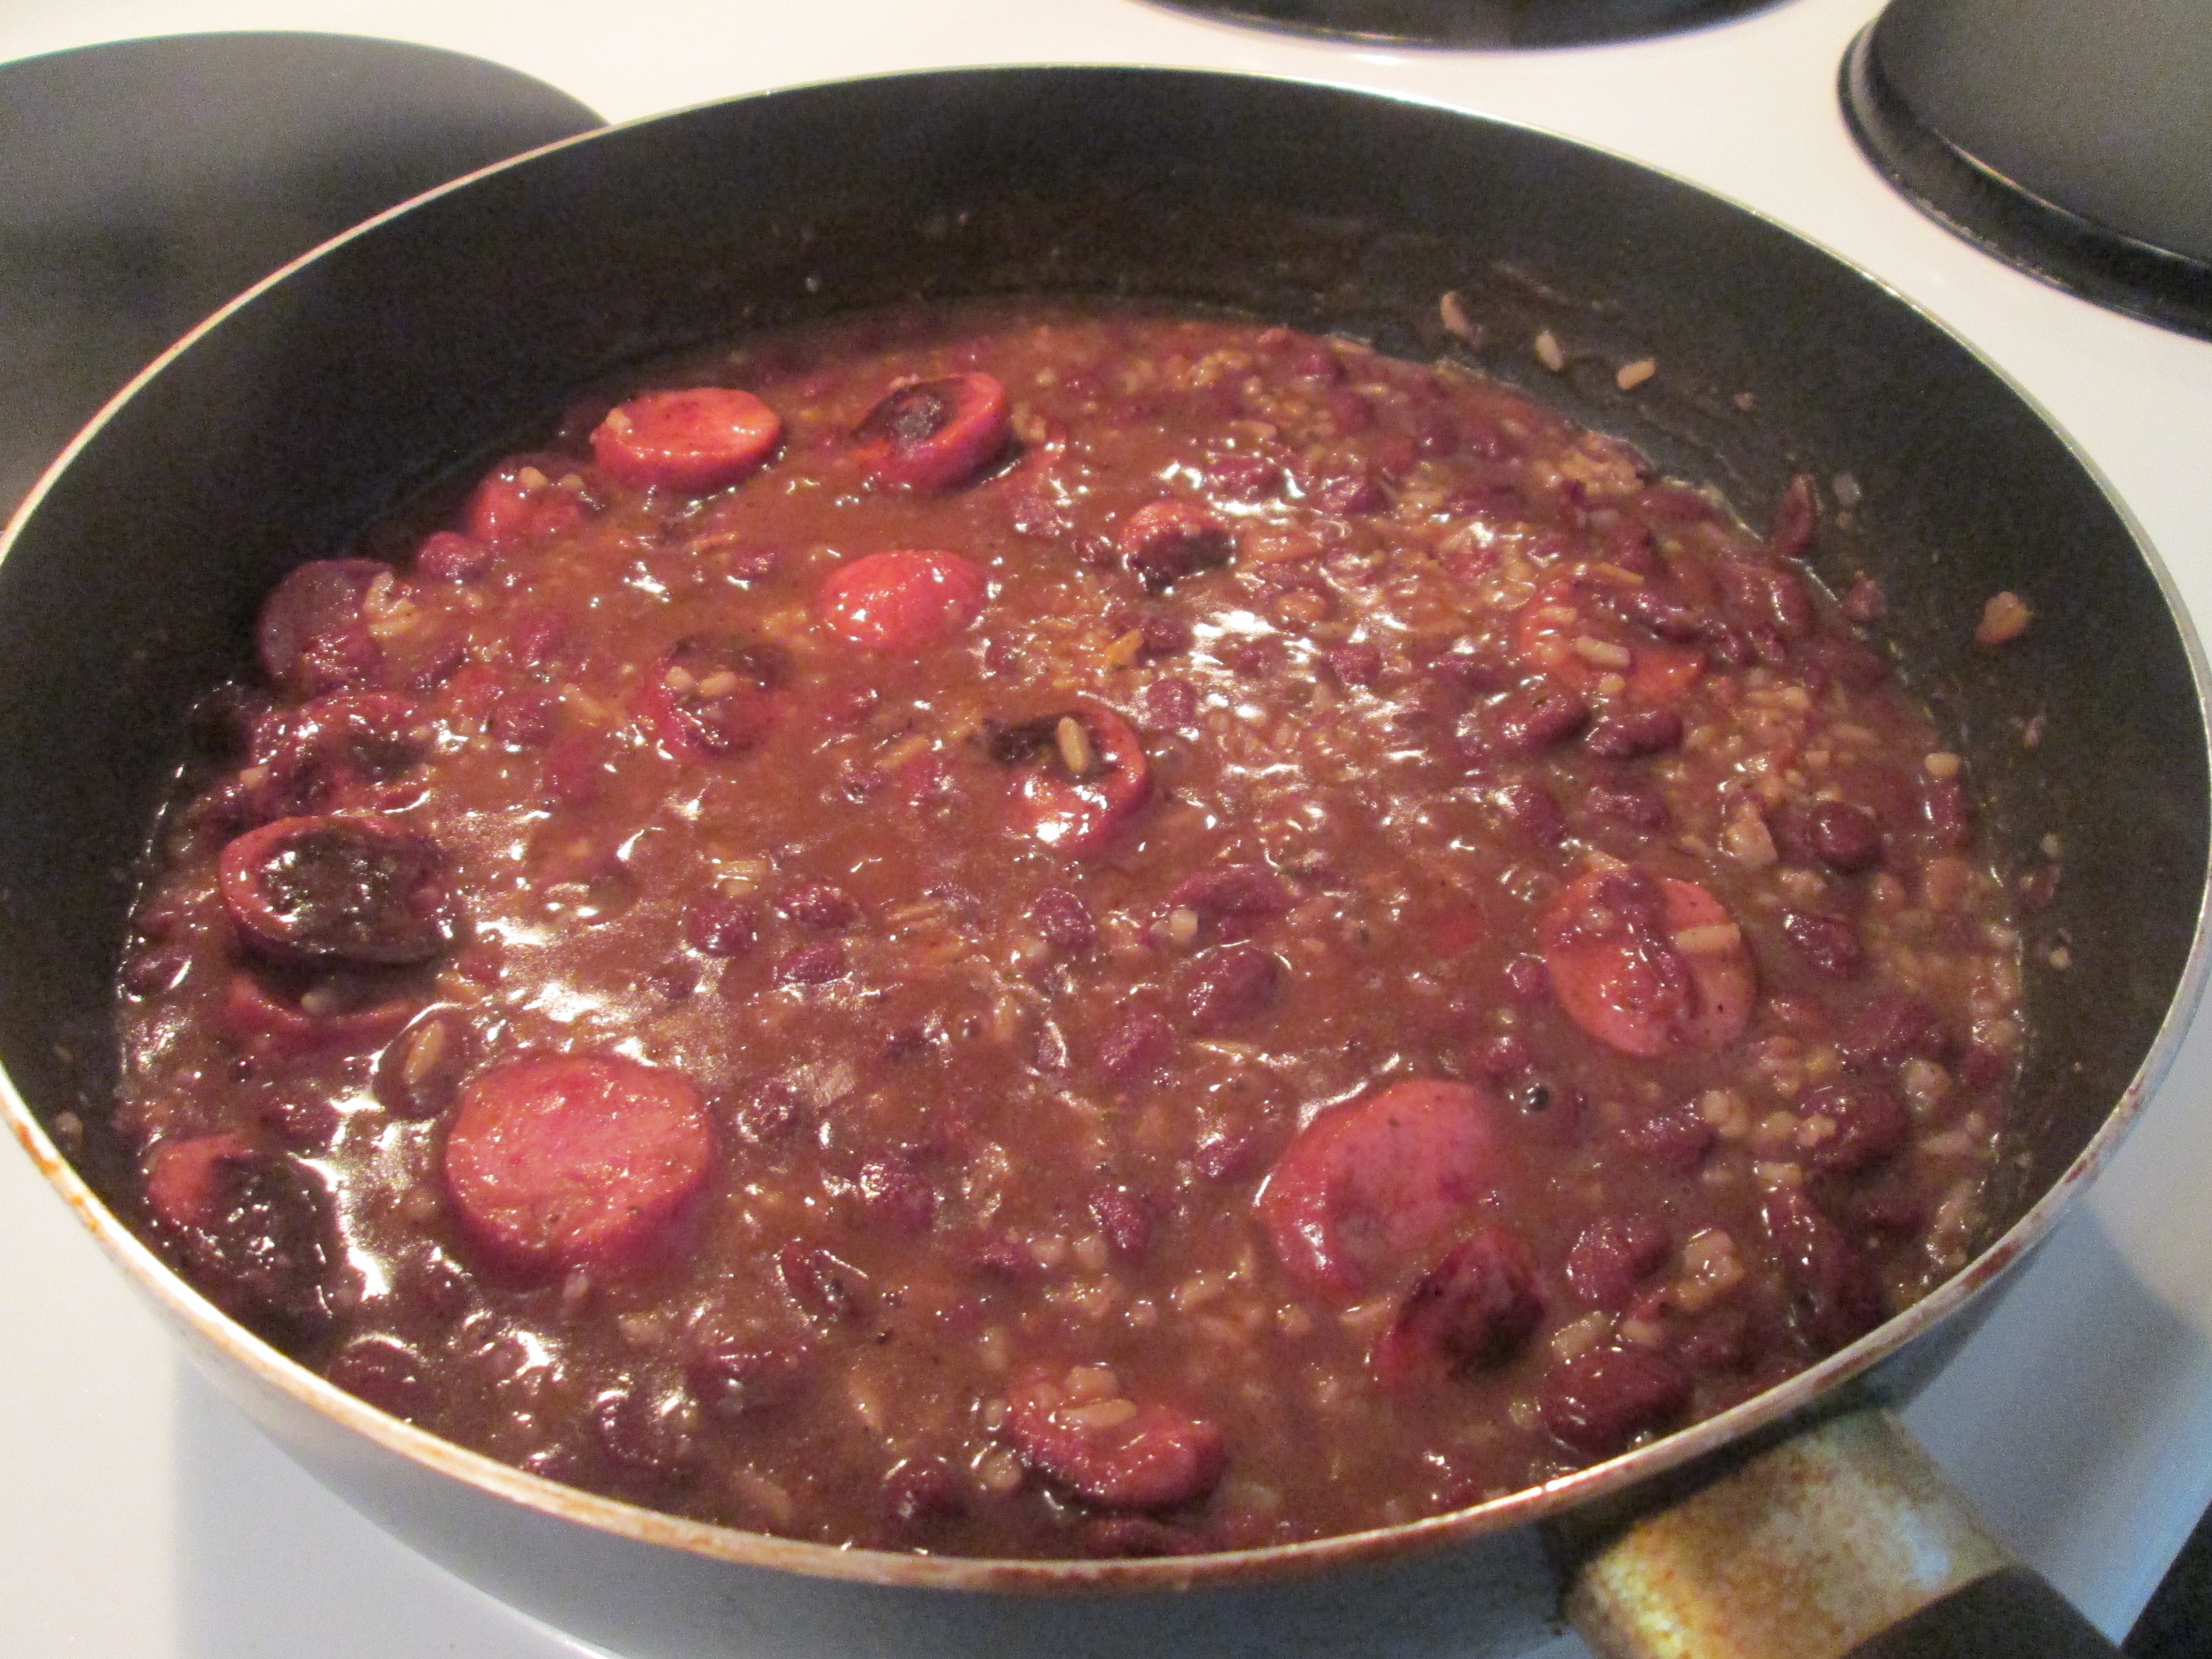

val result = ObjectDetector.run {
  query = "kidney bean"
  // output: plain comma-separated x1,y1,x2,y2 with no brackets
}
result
218,814,451,967
1762,1184,1886,1352
1142,676,1199,729
1163,865,1295,928
1841,576,1887,625
414,529,491,582
1029,886,1096,954
775,941,848,985
1617,1100,1719,1174
1565,1215,1672,1309
1582,781,1671,832
779,882,858,930
1005,1367,1226,1511
256,558,392,697
884,1455,968,1527
372,1005,477,1120
1483,686,1589,755
1087,1187,1154,1263
442,1055,714,1278
1309,468,1387,515
1799,1082,1910,1174
856,1155,937,1233
1503,953,1551,1005
1493,781,1565,847
591,387,781,493
1584,707,1683,759
1539,868,1755,1058
1715,557,1813,641
1839,992,1949,1069
1809,800,1883,872
1258,1079,1508,1302
684,891,758,956
1766,473,1817,560
1599,584,1710,646
1325,642,1384,686
778,1243,871,1324
1095,1004,1174,1083
144,1132,336,1346
853,373,1012,491
592,1386,698,1479
325,1334,436,1423
687,1340,811,1422
1193,1118,1263,1182
488,685,558,749
1120,500,1235,592
1202,454,1282,501
1178,942,1282,1033
817,550,988,653
1919,771,1975,851
1476,1031,1532,1077
1424,641,1515,699
1370,1226,1545,1388
1538,1346,1693,1458
1781,910,1865,980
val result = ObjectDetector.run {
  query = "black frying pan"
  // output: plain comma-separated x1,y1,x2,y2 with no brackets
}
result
1,68,2202,1659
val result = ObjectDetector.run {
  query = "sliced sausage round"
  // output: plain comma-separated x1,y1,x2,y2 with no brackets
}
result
1370,1226,1545,1389
816,550,988,653
217,814,451,966
1005,1366,1226,1511
443,1055,715,1277
1258,1079,1509,1303
1539,867,1755,1058
590,387,781,493
996,701,1152,856
853,373,1011,491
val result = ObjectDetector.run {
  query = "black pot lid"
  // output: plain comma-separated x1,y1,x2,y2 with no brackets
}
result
0,32,601,516
1841,0,2212,341
1142,0,1780,48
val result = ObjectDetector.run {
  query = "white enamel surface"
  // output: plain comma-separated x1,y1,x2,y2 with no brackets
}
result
3,0,2211,1653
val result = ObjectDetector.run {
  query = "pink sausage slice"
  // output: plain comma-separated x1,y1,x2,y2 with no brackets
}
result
817,550,988,653
1005,1366,1226,1511
591,388,781,493
852,373,1011,492
1258,1079,1509,1304
444,1056,714,1277
1539,867,1755,1058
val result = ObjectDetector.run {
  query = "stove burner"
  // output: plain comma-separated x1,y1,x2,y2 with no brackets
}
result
1841,1,2212,342
1144,0,1780,48
0,34,601,516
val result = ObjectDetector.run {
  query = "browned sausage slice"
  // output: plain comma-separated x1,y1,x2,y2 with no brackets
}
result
443,1055,715,1277
1259,1079,1509,1303
1005,1365,1226,1511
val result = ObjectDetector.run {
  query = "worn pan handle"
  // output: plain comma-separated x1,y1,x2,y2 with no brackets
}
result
1554,1407,2123,1659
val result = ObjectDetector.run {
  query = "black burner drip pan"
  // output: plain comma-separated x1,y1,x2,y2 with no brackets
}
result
0,33,601,517
1143,0,1779,48
1841,2,2212,342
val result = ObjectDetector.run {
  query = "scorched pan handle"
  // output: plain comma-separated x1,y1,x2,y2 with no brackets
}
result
1555,1406,2123,1659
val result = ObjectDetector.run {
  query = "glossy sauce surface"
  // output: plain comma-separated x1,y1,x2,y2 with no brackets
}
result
114,302,2020,1558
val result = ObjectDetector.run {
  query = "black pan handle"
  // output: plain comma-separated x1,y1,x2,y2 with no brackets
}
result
1554,1406,2123,1659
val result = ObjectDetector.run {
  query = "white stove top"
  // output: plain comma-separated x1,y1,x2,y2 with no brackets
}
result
4,1,2210,1653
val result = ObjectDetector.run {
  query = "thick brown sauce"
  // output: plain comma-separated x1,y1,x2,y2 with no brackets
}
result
114,301,2019,1559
